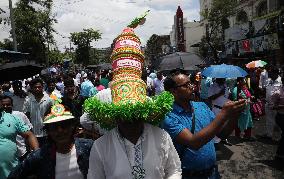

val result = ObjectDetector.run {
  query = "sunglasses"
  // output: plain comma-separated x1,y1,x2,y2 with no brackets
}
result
175,81,195,89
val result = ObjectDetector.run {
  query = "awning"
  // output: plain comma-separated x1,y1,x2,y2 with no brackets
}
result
0,49,29,55
253,10,282,21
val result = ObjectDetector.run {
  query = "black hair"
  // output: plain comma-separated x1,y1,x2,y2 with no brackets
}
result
30,78,44,87
94,78,100,86
12,80,22,87
237,77,244,82
64,77,75,87
1,95,13,105
189,72,197,83
45,77,56,85
164,68,188,91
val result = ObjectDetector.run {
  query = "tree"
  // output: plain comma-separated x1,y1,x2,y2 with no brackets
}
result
0,8,6,24
0,38,13,50
200,0,237,63
70,28,101,65
48,49,71,64
145,34,171,68
145,34,170,68
12,0,56,64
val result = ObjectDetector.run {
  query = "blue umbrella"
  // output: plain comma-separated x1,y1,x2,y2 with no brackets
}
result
201,64,248,78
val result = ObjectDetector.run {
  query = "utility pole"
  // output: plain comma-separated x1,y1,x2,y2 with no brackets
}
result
9,0,17,51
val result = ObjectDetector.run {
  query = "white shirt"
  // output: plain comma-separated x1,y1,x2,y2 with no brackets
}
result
55,145,84,179
146,77,154,89
153,78,164,95
266,78,282,107
95,88,112,103
76,73,82,84
73,78,79,87
22,92,54,137
11,95,25,112
208,83,230,115
12,111,33,157
259,69,268,89
88,123,181,179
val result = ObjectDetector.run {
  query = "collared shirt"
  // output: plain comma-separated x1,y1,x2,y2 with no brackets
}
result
11,94,25,112
0,112,29,179
80,80,94,97
162,102,216,171
12,111,33,157
22,92,54,137
259,70,268,89
266,78,282,106
153,78,165,95
88,123,182,179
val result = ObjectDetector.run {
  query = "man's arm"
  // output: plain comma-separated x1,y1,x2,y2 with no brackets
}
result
20,131,39,151
175,100,245,150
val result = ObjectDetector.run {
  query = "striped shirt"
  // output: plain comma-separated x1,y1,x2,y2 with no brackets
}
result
22,92,54,137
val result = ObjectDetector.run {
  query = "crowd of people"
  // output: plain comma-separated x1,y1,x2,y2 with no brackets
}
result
0,62,283,179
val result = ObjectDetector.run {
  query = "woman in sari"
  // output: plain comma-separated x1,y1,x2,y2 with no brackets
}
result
232,77,254,141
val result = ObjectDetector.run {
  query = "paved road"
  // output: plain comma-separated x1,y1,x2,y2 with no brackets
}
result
217,117,284,179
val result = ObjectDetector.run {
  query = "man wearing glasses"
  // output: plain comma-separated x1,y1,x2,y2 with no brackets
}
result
162,69,246,179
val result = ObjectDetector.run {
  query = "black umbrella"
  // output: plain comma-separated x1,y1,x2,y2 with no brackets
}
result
159,52,205,72
97,63,112,70
86,64,99,69
0,61,43,82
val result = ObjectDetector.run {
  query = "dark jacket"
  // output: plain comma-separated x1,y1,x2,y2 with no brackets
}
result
8,138,94,179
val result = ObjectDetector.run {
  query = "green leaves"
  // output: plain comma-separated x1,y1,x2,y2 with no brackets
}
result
70,28,102,65
127,10,150,29
12,0,56,63
198,0,238,60
83,91,174,130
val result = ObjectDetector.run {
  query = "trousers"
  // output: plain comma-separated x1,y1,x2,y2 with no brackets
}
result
265,105,277,137
276,113,284,156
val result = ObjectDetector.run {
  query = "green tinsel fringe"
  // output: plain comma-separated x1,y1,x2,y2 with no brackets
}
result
83,91,174,130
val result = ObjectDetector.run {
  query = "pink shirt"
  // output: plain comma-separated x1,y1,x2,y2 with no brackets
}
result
96,85,105,91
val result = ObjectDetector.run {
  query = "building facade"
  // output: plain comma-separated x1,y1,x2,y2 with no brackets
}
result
223,0,284,67
170,1,284,67
170,6,205,54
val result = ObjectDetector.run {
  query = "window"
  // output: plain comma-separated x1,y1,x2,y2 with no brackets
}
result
256,1,268,17
236,10,248,24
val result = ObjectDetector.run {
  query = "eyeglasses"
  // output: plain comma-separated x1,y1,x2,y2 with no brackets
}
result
175,81,195,89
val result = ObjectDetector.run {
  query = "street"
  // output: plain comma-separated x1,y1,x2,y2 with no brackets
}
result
217,117,284,179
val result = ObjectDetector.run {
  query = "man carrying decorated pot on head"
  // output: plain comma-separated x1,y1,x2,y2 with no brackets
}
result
85,11,182,179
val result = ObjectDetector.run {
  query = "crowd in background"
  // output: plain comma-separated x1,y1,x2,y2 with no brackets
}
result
0,63,283,179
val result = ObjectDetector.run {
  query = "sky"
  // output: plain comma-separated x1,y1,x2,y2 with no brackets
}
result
0,0,200,51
